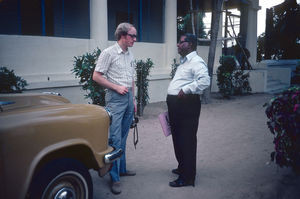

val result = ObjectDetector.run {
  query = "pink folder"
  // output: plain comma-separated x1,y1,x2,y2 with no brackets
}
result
158,111,171,137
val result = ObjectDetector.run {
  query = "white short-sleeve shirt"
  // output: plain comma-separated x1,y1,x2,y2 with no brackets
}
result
95,43,135,88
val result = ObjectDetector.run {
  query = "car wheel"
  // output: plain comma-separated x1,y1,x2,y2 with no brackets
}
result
28,158,93,199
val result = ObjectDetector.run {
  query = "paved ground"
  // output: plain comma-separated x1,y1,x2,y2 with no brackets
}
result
91,93,300,199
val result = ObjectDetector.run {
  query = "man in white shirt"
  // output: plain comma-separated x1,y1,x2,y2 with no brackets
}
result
93,22,137,195
167,33,210,187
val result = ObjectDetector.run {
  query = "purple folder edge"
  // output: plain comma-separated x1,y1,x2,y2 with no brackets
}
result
158,111,171,137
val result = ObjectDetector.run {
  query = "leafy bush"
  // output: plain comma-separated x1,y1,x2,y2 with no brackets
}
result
170,58,179,79
216,55,251,98
72,48,106,106
72,49,154,114
0,66,27,93
135,58,154,116
232,70,251,95
264,86,300,172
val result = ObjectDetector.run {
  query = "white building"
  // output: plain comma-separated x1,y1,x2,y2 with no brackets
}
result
0,0,261,103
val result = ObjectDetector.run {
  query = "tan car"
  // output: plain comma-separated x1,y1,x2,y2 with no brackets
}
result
0,93,122,199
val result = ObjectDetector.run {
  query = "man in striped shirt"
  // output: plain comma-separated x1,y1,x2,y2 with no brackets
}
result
93,22,137,195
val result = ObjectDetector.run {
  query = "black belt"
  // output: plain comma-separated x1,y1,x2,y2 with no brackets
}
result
167,94,200,98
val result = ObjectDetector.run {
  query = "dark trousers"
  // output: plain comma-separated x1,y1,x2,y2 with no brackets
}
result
167,94,201,183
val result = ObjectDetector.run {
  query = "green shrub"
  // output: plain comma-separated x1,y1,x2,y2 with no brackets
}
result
72,48,106,106
217,55,251,98
0,66,27,93
72,48,154,115
135,58,154,116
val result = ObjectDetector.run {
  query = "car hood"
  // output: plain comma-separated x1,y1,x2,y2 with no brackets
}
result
0,93,71,112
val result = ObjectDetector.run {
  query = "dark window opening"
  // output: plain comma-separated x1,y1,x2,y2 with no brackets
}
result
116,12,134,28
108,0,164,43
0,0,90,39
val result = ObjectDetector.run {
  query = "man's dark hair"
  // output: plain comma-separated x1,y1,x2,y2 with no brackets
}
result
184,33,197,51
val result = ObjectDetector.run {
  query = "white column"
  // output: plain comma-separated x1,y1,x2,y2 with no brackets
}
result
164,0,177,71
90,0,108,51
246,0,260,66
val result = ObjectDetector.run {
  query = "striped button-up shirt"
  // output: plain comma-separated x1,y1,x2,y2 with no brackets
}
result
95,43,135,88
167,51,210,95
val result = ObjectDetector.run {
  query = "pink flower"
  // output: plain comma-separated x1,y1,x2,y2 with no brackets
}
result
294,104,299,112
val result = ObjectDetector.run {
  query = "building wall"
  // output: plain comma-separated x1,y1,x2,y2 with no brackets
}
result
0,35,90,87
0,0,258,103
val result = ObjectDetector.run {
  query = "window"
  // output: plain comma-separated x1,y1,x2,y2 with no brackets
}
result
177,0,210,45
0,0,90,39
108,0,164,43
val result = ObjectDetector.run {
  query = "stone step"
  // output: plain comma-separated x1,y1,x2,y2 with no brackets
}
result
266,82,289,94
267,79,281,87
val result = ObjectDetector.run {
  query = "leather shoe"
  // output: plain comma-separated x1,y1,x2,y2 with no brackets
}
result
120,170,136,176
172,168,180,175
111,182,121,194
169,178,195,187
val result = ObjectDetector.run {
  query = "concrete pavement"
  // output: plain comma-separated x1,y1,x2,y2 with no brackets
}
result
91,93,300,199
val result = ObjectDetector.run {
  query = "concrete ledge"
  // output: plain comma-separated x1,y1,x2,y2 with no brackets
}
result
211,69,268,93
267,67,291,85
247,69,268,93
22,73,80,89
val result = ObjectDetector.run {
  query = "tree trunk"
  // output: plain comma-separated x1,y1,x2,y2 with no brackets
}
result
189,0,195,35
202,0,224,103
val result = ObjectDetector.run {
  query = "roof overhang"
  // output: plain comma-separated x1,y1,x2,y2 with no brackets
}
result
177,0,252,15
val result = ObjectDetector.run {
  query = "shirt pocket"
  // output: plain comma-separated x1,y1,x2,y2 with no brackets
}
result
180,67,193,80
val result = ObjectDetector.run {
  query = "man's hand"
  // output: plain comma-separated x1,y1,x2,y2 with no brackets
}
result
116,85,129,95
178,89,185,98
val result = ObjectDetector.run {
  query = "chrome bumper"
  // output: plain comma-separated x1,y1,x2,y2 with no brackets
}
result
104,148,123,164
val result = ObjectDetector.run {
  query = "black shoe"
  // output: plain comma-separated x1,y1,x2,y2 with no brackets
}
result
120,170,136,176
169,178,195,187
172,168,180,175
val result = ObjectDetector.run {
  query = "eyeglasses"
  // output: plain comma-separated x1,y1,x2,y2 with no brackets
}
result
178,40,188,44
127,34,137,39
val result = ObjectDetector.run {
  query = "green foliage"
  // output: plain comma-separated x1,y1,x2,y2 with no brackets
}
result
257,33,265,62
266,0,300,59
232,70,251,95
216,55,251,98
177,12,207,39
71,48,106,106
135,58,154,116
264,86,300,172
0,66,27,93
170,58,179,79
292,62,300,84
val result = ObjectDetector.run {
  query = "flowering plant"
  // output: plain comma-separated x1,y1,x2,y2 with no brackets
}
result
264,86,300,172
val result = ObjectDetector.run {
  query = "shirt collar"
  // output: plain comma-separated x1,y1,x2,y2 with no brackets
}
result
115,42,129,55
185,51,197,62
180,51,197,64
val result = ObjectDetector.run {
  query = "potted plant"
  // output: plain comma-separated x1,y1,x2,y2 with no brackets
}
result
264,86,300,173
